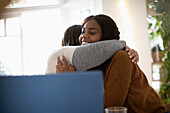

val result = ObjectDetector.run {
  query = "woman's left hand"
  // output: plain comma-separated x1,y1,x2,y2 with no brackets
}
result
125,46,139,64
56,56,76,73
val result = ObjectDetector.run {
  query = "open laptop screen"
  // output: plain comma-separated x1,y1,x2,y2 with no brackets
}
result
0,71,104,113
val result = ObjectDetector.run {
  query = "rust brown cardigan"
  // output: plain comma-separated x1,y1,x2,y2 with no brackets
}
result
89,50,167,113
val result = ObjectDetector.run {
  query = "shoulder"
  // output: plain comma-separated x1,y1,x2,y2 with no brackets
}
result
114,50,129,58
111,50,131,63
49,46,77,58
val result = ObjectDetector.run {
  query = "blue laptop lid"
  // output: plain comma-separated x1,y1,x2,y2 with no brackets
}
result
0,71,104,113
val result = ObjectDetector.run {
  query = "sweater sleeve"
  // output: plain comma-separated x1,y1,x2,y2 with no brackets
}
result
72,40,126,71
45,46,77,74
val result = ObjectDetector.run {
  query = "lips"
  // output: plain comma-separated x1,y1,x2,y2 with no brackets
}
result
81,38,89,45
82,41,90,45
81,37,92,45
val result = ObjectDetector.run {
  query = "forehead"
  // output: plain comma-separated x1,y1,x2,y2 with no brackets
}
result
83,19,101,29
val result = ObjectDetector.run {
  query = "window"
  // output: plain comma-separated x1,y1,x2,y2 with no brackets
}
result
7,0,60,8
0,20,5,36
0,0,92,76
21,9,62,75
70,7,91,25
0,7,62,75
0,16,22,75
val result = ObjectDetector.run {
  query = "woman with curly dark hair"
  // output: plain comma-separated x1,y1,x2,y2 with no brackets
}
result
57,14,167,113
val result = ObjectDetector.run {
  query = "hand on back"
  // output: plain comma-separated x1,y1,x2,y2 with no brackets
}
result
56,56,76,73
125,46,139,64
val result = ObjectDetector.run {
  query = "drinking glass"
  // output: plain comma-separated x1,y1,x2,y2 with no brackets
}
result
105,107,127,113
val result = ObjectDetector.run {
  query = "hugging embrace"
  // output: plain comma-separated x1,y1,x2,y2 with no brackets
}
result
46,14,168,113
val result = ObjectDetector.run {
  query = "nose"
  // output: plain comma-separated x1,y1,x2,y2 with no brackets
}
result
82,32,89,39
79,32,89,43
81,34,90,43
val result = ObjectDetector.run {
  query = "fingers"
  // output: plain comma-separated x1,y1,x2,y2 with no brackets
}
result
131,54,139,64
56,65,60,73
133,56,139,64
56,64,76,73
56,55,76,73
62,56,67,66
125,46,131,52
127,49,139,64
128,49,136,58
57,56,62,66
56,56,63,73
69,65,76,72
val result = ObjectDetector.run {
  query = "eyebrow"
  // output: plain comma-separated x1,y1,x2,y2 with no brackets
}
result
89,28,98,30
83,27,98,30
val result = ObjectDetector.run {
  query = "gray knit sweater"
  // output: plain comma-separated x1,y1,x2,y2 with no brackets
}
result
46,40,126,74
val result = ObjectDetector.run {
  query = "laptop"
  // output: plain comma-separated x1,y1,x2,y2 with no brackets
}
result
0,71,104,113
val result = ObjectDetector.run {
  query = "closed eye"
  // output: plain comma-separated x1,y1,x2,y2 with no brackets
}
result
89,32,96,35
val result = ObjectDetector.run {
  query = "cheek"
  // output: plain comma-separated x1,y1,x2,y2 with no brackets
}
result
92,35,102,42
79,35,83,44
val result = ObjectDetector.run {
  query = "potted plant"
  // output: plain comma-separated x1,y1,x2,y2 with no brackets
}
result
151,44,162,63
153,0,170,104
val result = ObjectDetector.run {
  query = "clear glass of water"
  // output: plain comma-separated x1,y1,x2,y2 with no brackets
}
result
105,107,127,113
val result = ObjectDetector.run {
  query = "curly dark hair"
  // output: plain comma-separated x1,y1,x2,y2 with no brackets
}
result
81,14,120,40
62,14,120,46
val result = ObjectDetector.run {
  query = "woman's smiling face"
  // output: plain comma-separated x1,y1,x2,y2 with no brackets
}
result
79,19,102,45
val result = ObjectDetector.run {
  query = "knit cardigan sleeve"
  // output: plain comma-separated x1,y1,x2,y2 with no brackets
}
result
72,40,126,71
45,40,126,74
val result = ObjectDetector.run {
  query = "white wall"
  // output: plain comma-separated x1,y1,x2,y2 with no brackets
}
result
90,0,103,14
102,0,152,84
